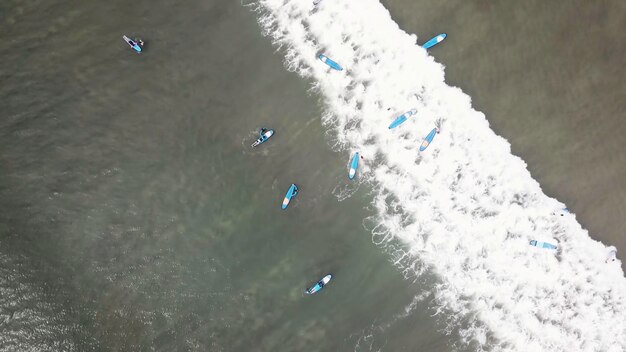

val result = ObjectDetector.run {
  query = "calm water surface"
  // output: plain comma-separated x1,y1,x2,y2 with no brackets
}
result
1,0,451,351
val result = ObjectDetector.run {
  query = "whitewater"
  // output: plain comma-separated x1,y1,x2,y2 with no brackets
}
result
251,0,626,351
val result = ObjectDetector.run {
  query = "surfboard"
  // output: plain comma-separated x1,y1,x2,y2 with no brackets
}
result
282,184,298,209
305,274,332,294
348,152,359,180
421,33,447,49
251,129,274,148
388,109,417,129
318,54,343,70
529,240,557,250
123,35,142,53
419,127,439,151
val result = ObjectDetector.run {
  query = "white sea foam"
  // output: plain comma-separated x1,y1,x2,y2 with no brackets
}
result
252,0,626,350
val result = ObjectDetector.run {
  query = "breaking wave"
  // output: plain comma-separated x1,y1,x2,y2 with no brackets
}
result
250,0,626,351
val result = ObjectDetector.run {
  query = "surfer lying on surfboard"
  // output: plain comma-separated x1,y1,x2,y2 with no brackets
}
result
123,35,145,53
305,274,332,294
251,128,274,148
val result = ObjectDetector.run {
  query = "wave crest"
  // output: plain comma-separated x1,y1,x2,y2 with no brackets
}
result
253,0,626,350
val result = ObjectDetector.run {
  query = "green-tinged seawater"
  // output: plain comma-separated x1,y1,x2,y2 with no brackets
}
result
2,0,624,350
0,1,450,351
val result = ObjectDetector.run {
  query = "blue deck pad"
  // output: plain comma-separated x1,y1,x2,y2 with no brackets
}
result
305,274,332,294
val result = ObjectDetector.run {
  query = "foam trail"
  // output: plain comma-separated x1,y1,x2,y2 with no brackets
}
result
252,0,626,351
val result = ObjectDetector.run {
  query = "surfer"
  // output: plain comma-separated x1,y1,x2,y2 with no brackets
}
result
606,248,617,263
251,128,274,147
123,35,144,53
552,208,569,216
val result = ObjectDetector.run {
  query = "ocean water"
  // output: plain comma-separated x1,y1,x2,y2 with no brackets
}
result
2,0,625,351
253,0,626,351
380,0,626,273
1,0,451,351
